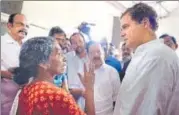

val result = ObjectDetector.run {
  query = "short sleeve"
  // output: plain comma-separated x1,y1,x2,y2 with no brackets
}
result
52,89,86,115
61,74,67,82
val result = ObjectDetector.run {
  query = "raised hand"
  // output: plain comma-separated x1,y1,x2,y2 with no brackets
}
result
78,62,95,89
78,62,96,115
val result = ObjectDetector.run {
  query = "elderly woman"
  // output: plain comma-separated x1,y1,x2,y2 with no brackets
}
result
13,36,95,115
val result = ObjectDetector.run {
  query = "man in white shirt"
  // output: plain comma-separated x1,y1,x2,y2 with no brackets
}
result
113,3,179,115
85,41,120,115
66,32,88,110
1,13,29,115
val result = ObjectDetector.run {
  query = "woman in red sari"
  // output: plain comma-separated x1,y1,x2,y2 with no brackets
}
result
13,36,95,115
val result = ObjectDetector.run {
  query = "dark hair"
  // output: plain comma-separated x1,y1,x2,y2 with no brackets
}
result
13,36,55,85
159,34,177,45
48,26,66,37
121,3,158,31
159,34,169,39
69,32,85,43
171,36,177,45
8,13,22,24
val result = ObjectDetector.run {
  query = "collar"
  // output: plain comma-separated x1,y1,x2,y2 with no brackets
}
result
3,33,19,44
134,39,160,55
95,63,106,72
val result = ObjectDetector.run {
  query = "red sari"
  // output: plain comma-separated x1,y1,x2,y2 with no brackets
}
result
18,81,85,115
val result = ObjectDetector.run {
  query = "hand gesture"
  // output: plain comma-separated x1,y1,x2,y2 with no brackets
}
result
78,62,95,89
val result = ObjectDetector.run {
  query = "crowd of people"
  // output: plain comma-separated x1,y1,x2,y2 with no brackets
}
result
1,3,179,115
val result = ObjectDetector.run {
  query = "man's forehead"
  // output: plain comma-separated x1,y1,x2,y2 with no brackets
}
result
73,34,81,38
14,14,29,24
14,14,26,21
55,33,65,38
164,36,172,40
89,43,102,51
120,13,131,23
72,34,83,41
120,13,138,27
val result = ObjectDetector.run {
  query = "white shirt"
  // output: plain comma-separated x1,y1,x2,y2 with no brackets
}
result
176,49,179,57
1,34,21,70
113,39,179,115
66,51,88,110
1,33,21,115
94,64,120,115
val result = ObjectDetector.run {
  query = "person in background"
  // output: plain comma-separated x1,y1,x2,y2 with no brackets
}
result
105,55,121,74
113,3,179,115
78,21,95,42
108,43,116,56
63,38,73,53
100,38,109,59
53,45,69,92
105,43,122,74
49,26,68,53
67,32,88,110
48,26,69,91
1,13,29,115
13,36,95,115
119,42,132,81
85,41,120,115
159,34,178,51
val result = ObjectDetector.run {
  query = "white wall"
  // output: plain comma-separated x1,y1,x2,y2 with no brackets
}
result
157,7,179,41
1,12,48,41
25,26,48,41
156,6,179,54
21,1,121,41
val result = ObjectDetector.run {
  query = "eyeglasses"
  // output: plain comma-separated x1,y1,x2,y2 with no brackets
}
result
56,38,66,42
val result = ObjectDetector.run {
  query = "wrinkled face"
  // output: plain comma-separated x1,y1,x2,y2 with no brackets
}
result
7,14,29,40
53,33,66,49
121,43,132,61
70,34,85,54
163,36,178,50
47,42,66,75
120,13,148,50
88,43,104,69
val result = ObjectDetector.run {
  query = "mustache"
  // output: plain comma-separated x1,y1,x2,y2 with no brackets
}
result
123,52,130,55
18,30,28,35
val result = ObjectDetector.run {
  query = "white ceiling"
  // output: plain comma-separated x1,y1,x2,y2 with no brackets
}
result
116,1,179,19
21,1,120,40
6,1,179,43
22,1,120,30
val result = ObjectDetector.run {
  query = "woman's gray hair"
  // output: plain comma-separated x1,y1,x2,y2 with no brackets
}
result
13,36,55,85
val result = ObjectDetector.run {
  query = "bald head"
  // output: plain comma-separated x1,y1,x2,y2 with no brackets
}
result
87,41,104,69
